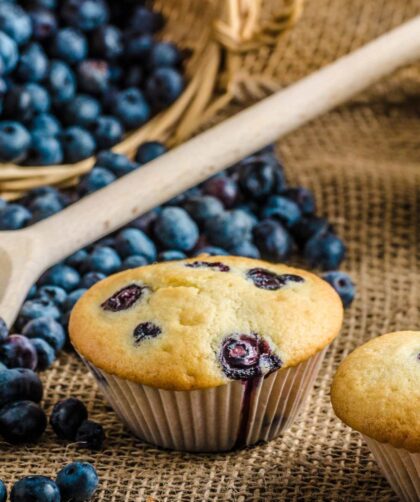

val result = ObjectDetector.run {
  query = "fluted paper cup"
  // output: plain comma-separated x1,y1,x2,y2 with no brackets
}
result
363,436,420,502
81,348,326,452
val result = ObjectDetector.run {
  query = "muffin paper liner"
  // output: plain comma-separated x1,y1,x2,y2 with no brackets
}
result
364,436,420,502
81,348,326,452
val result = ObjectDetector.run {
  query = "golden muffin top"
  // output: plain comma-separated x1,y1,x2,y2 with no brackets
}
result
331,331,420,453
70,255,343,391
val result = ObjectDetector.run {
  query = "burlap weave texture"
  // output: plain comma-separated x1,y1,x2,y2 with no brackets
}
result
1,0,419,500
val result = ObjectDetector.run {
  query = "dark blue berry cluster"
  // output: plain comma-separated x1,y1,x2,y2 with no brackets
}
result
0,0,184,165
0,461,98,501
0,353,105,449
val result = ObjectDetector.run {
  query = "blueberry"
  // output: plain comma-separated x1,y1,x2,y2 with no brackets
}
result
154,207,199,251
30,113,62,137
91,115,123,149
28,7,58,40
0,368,43,406
219,333,282,380
79,166,116,193
322,271,355,308
41,264,81,292
52,27,88,64
65,249,88,269
20,298,61,325
11,476,60,502
202,176,238,208
86,246,121,274
2,85,36,122
0,203,31,229
119,255,148,270
29,191,63,218
111,88,150,128
205,209,254,249
130,209,158,234
0,480,6,502
56,462,99,502
158,250,187,262
133,322,161,345
62,95,101,128
101,284,147,312
186,261,230,272
62,126,96,163
0,400,46,443
27,134,63,167
282,187,316,215
247,268,304,291
46,60,76,105
184,195,224,226
304,231,346,270
81,271,106,288
0,334,38,370
129,6,164,34
61,0,109,31
230,241,261,259
63,288,87,311
291,215,331,247
95,150,137,177
16,42,48,82
31,338,56,371
0,318,8,342
115,227,157,261
253,219,293,262
193,246,228,256
0,121,31,162
135,141,166,164
25,83,50,114
0,31,18,74
0,197,6,212
50,397,88,440
124,32,153,60
238,156,286,200
0,3,32,45
145,67,184,110
0,363,7,372
261,195,302,227
149,41,182,68
91,24,123,59
76,419,105,450
77,59,110,94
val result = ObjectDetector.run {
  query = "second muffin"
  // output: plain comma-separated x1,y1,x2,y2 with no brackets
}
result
70,255,343,451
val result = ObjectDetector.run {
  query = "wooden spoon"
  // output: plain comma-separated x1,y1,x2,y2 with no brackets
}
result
1,16,420,327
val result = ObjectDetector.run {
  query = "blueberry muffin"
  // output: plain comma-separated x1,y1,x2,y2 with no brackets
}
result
70,255,343,451
331,332,420,501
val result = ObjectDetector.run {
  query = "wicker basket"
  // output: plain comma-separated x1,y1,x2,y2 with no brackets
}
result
0,0,302,200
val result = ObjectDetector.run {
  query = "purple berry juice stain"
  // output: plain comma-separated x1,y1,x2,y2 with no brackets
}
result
218,333,282,448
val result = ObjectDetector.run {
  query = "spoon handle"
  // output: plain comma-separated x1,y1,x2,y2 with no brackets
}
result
30,16,420,265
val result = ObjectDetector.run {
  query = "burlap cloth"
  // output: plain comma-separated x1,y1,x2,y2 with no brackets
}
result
1,0,420,500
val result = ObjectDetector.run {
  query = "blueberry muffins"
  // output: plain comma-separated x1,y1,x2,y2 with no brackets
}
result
70,255,343,452
331,332,420,501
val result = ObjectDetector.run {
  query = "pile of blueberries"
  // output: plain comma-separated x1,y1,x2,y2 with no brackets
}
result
0,142,355,377
0,0,185,164
0,344,104,449
0,461,98,501
0,143,354,496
